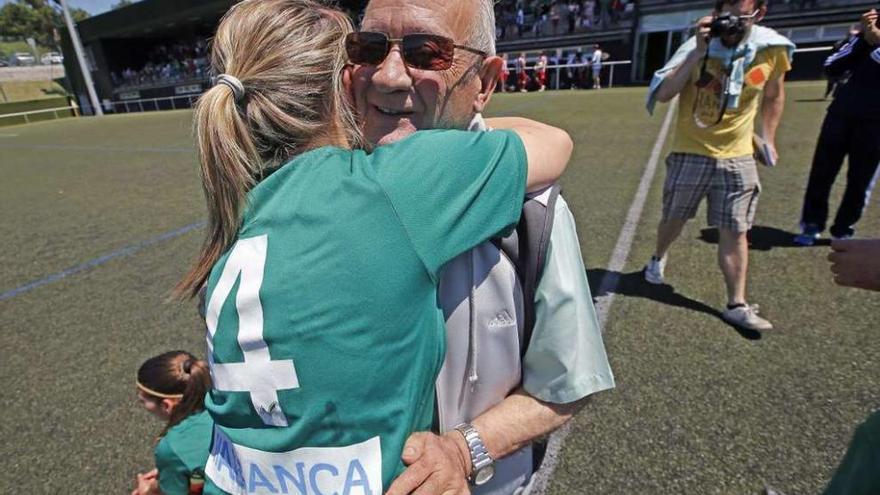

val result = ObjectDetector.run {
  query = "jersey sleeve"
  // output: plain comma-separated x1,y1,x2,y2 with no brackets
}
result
154,439,191,495
522,196,615,403
366,129,527,279
767,46,792,80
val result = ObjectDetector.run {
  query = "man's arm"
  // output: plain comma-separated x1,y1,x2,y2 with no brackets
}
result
760,74,785,163
385,392,588,495
654,16,711,103
387,197,614,495
825,10,879,76
471,389,587,459
824,35,869,78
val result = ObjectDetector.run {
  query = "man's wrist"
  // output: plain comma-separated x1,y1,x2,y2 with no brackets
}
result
443,431,474,478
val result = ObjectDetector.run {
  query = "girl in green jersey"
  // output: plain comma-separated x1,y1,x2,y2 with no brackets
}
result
132,351,213,495
174,1,573,492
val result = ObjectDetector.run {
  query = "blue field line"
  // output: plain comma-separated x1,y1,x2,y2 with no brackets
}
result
0,221,206,302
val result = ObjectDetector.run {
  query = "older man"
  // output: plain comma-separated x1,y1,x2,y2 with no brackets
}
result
350,1,614,493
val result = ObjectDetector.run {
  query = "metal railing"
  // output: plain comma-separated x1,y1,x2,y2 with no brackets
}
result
0,102,79,125
111,94,200,114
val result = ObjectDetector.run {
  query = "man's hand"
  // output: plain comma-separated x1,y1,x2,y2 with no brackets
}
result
828,239,880,291
767,142,779,165
695,15,714,55
861,9,879,46
385,431,472,495
130,469,160,495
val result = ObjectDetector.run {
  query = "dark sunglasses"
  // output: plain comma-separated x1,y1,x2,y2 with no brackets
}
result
345,31,487,71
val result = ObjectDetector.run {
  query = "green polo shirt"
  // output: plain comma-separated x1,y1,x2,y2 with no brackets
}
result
203,129,527,495
155,410,213,495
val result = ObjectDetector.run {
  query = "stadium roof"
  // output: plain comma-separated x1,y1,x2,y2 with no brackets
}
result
74,0,365,42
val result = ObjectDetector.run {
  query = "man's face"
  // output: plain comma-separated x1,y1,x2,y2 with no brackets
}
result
715,0,764,46
353,0,486,146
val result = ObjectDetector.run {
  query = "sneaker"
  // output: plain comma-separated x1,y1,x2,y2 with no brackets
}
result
722,304,773,331
830,225,854,241
793,224,821,246
644,256,666,285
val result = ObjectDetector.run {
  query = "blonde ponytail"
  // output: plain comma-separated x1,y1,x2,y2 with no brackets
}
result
176,0,362,298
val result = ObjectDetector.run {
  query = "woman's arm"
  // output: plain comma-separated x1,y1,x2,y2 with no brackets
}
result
485,117,573,191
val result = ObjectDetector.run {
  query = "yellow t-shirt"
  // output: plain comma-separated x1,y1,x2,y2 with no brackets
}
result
672,46,791,159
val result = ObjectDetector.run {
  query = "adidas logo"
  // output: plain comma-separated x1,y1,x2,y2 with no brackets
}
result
488,311,516,329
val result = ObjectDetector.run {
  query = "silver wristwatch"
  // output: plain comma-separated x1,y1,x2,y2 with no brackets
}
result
454,423,495,486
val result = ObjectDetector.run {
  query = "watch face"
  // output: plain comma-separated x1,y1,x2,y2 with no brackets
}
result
474,464,496,486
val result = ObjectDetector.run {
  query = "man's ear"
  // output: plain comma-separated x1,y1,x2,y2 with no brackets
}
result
755,3,768,22
474,55,504,114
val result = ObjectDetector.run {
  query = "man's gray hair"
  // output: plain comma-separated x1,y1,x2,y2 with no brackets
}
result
467,0,497,56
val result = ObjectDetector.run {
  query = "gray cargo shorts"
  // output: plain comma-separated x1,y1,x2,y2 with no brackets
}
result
662,152,761,233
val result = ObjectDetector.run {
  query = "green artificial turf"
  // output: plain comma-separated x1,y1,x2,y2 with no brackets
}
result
1,82,877,494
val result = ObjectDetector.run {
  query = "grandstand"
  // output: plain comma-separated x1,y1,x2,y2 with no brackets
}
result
58,0,879,114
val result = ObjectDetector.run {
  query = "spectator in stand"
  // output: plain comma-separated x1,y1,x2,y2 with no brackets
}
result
794,9,880,245
567,1,578,34
550,2,561,35
583,0,595,29
599,0,611,28
540,3,551,36
516,6,525,37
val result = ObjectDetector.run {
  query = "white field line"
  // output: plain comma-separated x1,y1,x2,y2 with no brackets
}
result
528,98,677,495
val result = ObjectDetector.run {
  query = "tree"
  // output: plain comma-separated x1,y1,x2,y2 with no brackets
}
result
0,0,90,48
112,0,134,9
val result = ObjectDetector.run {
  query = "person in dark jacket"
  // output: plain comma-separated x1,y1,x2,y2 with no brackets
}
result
794,9,880,245
824,25,860,99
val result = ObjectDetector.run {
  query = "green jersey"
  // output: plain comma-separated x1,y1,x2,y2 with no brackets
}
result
203,130,527,495
155,410,213,495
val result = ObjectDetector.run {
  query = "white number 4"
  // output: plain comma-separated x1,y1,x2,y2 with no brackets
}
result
205,235,299,427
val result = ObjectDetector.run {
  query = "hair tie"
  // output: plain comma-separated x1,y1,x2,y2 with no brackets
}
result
215,74,245,102
182,359,193,374
137,381,184,400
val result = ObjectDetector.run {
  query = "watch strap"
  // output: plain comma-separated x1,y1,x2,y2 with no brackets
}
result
454,423,494,484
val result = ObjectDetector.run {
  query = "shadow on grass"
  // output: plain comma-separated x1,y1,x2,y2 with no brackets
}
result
794,98,829,103
587,268,762,341
697,225,831,251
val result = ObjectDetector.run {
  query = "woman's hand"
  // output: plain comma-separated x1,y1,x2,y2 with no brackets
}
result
130,468,161,495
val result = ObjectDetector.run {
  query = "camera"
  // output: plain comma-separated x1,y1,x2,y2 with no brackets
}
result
709,13,747,38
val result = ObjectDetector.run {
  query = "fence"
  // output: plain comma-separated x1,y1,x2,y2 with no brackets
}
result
0,101,79,127
110,94,200,114
104,46,838,115
502,60,632,90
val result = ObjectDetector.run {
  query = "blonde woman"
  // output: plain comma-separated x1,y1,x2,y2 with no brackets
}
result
176,1,573,493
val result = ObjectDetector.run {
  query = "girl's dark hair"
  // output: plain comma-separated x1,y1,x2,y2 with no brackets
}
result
137,351,211,436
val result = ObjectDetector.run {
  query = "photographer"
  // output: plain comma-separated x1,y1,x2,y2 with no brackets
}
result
644,0,795,331
794,9,880,245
